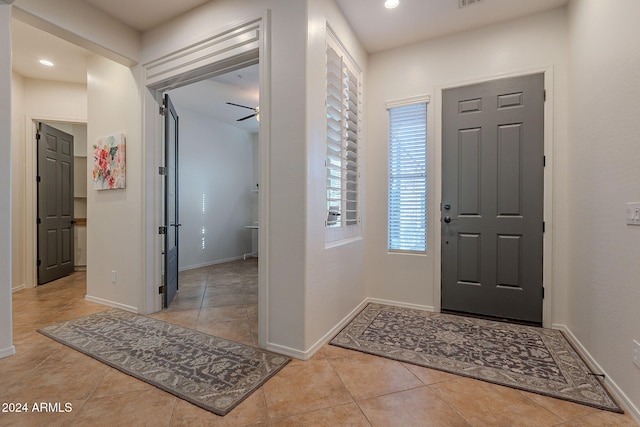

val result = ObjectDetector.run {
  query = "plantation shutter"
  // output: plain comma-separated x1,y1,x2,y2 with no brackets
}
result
326,40,361,229
326,45,343,227
388,101,427,252
344,67,359,226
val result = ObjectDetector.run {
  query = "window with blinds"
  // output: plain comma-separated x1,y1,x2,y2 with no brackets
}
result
388,101,427,252
326,38,361,230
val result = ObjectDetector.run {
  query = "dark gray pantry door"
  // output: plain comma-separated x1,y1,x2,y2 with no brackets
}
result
37,123,74,284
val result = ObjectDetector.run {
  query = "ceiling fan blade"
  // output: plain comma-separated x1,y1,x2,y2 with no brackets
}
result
226,102,256,111
237,113,257,122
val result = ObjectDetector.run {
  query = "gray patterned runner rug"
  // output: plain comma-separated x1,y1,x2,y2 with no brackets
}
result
38,309,290,416
331,303,623,413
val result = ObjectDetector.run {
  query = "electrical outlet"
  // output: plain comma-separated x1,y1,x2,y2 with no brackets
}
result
634,340,640,369
626,202,640,226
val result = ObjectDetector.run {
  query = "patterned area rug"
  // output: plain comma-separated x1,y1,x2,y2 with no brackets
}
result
331,303,622,413
38,309,290,416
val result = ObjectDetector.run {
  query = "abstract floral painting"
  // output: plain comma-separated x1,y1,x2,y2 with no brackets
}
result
92,133,126,190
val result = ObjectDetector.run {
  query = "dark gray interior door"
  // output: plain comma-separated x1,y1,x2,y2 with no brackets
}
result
441,74,544,324
163,94,180,308
37,123,74,285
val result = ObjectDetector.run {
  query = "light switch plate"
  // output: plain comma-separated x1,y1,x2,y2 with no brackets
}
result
626,202,640,226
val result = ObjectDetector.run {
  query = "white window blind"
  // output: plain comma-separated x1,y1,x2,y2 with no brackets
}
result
326,40,361,229
388,102,427,252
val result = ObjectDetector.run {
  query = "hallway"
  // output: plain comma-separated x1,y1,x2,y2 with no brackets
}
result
1,267,637,426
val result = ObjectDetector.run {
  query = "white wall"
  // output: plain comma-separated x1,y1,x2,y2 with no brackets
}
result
86,55,144,312
11,72,25,291
10,77,87,289
566,0,640,415
365,9,569,323
304,0,368,352
174,107,254,269
0,3,15,359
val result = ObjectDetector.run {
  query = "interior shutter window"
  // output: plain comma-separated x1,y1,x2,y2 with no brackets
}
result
325,38,361,230
388,101,427,252
326,45,343,227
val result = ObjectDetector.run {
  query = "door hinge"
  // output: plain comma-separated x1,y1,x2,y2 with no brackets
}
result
158,166,167,176
36,133,41,141
543,90,547,101
542,287,545,299
36,176,41,182
542,221,546,233
543,155,546,167
159,285,166,294
37,218,41,225
37,259,41,267
159,226,167,235
159,106,168,116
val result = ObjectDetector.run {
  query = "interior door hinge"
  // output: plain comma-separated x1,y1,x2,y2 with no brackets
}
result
158,166,167,176
543,90,547,101
159,106,168,116
543,155,546,167
36,175,41,182
37,259,41,267
542,287,545,299
36,133,41,141
36,218,41,225
158,285,165,294
542,221,546,233
159,226,167,235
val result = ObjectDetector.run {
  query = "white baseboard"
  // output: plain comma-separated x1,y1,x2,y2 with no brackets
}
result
178,255,245,272
553,324,640,424
274,298,435,361
0,345,16,359
84,295,138,313
12,284,26,293
365,297,435,313
265,342,309,361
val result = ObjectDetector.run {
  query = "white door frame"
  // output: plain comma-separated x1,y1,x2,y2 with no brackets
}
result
433,66,555,328
141,11,271,348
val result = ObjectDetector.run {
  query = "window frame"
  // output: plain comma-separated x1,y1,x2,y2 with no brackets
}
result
387,96,429,254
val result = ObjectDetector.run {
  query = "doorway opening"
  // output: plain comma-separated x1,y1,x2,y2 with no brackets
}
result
156,64,260,345
11,18,91,291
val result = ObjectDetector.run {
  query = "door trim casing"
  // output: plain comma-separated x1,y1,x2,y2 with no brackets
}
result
434,66,555,328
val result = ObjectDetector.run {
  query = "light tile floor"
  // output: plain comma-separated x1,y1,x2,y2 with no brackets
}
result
2,260,638,426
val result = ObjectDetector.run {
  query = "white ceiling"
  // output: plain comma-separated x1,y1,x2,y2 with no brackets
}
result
168,65,260,133
335,0,569,53
12,19,90,83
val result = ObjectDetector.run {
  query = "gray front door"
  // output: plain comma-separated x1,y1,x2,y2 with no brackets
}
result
37,123,74,284
441,74,544,324
163,94,180,308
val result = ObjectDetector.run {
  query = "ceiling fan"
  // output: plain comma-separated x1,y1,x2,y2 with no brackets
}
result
226,102,259,121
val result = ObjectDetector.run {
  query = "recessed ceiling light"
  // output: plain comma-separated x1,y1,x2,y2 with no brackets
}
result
39,59,54,67
385,0,400,9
